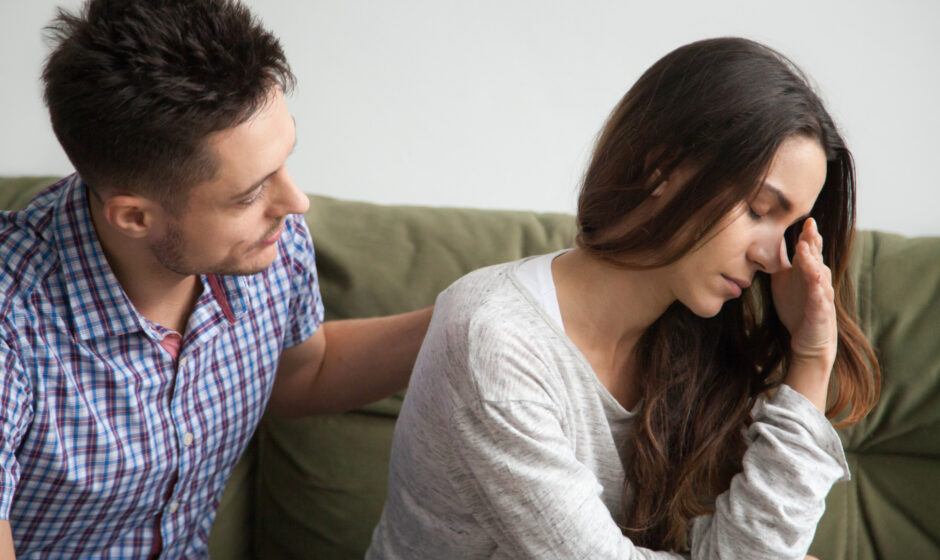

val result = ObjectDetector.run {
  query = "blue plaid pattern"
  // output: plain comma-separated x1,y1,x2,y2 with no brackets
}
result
0,175,324,558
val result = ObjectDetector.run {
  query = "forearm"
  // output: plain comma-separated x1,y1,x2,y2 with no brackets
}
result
783,355,834,413
0,520,14,560
278,306,433,416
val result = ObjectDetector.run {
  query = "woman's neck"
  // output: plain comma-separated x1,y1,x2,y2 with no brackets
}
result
551,248,675,408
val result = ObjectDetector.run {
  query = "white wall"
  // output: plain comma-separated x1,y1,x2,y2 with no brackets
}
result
2,0,937,236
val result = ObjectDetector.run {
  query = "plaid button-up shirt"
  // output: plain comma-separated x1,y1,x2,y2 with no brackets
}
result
0,175,324,558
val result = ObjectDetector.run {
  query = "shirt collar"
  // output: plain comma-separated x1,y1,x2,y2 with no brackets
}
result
53,175,255,342
52,175,147,341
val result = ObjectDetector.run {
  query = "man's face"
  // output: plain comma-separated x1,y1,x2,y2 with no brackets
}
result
151,88,309,277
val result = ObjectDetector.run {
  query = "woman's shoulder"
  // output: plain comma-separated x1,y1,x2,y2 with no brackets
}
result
435,259,554,342
422,259,578,405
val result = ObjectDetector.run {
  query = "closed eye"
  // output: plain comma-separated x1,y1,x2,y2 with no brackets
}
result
240,182,268,205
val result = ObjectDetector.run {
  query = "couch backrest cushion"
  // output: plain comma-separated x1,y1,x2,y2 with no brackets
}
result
809,231,940,560
0,176,58,209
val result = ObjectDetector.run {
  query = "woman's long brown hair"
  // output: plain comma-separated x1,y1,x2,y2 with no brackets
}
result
576,38,881,550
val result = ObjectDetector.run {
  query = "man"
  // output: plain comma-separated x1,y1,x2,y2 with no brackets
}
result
0,0,431,557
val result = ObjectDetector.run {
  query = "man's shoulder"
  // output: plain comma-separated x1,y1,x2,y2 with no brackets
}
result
282,212,312,249
0,180,69,311
0,222,58,302
272,213,314,272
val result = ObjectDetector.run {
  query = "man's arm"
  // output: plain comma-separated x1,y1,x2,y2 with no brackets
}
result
268,306,433,416
0,520,14,560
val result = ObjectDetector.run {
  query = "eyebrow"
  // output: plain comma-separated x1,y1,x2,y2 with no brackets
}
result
231,118,298,201
762,182,792,213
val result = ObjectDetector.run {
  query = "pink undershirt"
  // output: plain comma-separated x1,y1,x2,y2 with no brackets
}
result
156,275,234,361
149,274,234,558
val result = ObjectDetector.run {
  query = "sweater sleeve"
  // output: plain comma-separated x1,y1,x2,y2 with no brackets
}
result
688,383,851,559
448,378,847,560
448,398,685,560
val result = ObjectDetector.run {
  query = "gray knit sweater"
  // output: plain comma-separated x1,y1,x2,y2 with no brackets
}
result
367,259,849,559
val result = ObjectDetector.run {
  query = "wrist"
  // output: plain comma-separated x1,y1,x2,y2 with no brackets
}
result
783,356,834,414
790,349,836,372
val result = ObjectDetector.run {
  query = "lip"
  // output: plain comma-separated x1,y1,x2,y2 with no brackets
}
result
258,223,285,246
721,274,751,297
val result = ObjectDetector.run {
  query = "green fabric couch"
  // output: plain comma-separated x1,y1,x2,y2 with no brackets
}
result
2,176,938,559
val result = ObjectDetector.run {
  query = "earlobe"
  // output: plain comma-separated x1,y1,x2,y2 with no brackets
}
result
102,194,157,239
656,164,698,199
651,176,667,198
646,169,666,196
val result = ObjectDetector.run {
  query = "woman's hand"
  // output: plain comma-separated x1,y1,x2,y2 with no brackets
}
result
770,218,838,412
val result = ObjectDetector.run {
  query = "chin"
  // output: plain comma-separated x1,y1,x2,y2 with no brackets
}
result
237,256,279,276
684,297,726,319
208,251,278,277
239,244,280,272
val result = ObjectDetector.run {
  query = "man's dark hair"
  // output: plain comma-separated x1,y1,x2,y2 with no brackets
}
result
42,0,295,208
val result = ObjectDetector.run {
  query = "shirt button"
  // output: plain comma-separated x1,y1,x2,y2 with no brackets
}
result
168,501,180,514
182,432,194,447
179,356,189,369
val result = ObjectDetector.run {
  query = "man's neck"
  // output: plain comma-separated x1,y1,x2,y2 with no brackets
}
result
88,196,203,334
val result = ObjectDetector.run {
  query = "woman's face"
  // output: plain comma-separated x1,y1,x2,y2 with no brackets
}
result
663,135,828,318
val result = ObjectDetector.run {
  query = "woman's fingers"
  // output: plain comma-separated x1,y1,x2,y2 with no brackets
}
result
810,217,823,253
802,217,823,258
788,218,824,280
796,240,820,284
797,239,833,311
789,219,837,364
795,218,822,262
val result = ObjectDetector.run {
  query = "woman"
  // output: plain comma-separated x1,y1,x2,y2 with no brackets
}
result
367,37,880,559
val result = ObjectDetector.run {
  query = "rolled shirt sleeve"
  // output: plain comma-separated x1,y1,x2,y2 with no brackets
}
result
282,214,325,349
0,338,32,519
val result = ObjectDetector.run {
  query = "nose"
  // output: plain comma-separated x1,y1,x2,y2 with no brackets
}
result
748,232,788,275
267,167,310,217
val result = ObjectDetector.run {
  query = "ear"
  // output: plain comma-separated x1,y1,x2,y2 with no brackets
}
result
644,168,667,196
652,165,696,199
650,170,667,197
101,194,163,239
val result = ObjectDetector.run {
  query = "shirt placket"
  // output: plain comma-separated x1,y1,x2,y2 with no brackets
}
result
152,296,234,557
152,347,201,558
